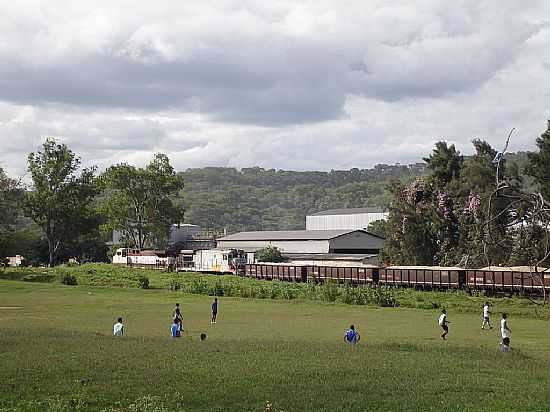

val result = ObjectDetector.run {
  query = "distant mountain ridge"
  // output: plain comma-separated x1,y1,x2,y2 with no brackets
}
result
178,152,532,232
177,163,424,232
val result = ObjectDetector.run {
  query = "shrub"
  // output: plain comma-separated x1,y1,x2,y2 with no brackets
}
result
340,285,356,305
138,276,150,289
256,246,285,263
280,284,298,300
211,280,225,296
62,274,78,286
189,278,208,294
374,285,399,307
22,273,56,283
320,280,340,302
169,279,181,291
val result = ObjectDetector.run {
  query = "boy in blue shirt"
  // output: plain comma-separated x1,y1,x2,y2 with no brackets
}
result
344,324,360,344
171,318,180,338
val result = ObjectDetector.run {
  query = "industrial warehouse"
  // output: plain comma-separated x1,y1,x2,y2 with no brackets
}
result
305,207,389,231
216,229,384,255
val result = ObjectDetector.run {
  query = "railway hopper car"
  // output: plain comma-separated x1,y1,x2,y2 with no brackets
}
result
244,263,550,294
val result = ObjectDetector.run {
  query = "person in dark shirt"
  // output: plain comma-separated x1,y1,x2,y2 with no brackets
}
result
211,298,218,324
174,303,183,332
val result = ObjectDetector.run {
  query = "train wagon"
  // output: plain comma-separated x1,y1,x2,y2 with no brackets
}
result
245,263,307,282
244,263,550,295
245,263,377,284
379,266,463,289
465,268,550,292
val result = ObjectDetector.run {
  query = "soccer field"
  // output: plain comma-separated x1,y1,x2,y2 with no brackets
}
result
1,280,550,411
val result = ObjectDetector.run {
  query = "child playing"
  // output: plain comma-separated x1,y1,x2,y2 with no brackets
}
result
211,298,218,324
438,309,450,340
171,318,180,338
113,317,124,336
500,313,511,351
481,301,493,330
174,303,183,332
344,325,360,344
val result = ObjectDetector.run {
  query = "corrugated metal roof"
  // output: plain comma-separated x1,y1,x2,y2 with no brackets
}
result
218,229,367,241
309,207,387,216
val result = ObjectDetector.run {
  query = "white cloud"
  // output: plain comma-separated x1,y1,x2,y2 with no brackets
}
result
0,0,549,176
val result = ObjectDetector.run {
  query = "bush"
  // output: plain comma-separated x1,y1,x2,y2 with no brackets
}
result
22,273,56,283
280,284,298,300
62,274,78,286
138,276,150,289
169,279,181,291
189,278,208,294
374,285,399,307
256,246,285,263
340,285,356,305
320,280,340,302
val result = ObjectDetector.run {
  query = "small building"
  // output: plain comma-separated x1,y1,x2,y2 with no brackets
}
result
306,207,389,231
217,229,384,255
6,255,26,267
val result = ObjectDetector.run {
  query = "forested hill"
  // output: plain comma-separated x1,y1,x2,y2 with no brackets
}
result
178,164,426,232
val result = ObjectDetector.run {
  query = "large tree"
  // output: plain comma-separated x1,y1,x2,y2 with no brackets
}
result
100,154,184,250
25,139,99,266
423,141,463,190
0,167,24,260
0,167,23,233
526,120,550,198
382,177,438,265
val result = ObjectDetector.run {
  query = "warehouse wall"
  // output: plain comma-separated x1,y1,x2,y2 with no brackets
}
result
306,213,388,230
329,231,384,252
217,239,330,253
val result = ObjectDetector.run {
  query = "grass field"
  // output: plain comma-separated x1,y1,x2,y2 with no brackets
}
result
2,279,550,411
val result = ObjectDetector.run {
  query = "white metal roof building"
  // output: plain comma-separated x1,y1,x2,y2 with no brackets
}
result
216,229,384,254
306,207,389,231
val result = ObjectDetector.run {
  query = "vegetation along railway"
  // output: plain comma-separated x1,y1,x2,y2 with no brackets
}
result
112,247,550,294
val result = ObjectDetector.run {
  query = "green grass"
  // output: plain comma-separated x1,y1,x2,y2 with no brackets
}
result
2,263,550,319
1,280,550,411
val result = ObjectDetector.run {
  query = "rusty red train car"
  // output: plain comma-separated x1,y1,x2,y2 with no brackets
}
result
243,264,550,294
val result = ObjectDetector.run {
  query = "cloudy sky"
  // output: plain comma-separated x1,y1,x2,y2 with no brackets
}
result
1,1,550,176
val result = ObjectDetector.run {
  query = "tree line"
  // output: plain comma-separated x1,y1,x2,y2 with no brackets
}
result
1,122,548,268
379,121,550,270
0,139,184,266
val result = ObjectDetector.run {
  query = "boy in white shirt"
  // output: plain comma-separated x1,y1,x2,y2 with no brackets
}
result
481,302,493,330
113,317,124,336
438,309,450,340
500,313,511,351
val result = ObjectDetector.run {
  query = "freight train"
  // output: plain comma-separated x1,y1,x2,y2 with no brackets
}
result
244,264,550,293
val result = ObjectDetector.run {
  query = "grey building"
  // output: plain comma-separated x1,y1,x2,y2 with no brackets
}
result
216,229,384,254
306,207,389,231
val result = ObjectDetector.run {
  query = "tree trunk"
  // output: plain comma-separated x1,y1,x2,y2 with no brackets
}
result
48,238,55,267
